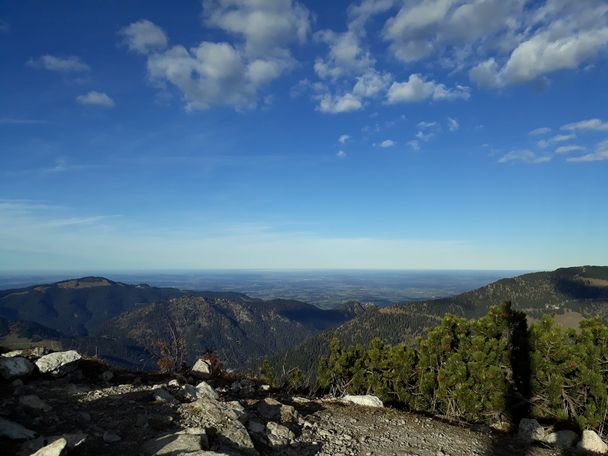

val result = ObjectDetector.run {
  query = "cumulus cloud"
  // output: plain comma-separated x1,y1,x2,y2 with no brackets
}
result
561,118,608,132
317,93,362,113
203,0,311,58
27,55,90,72
529,127,552,136
499,149,551,164
76,91,115,107
407,140,421,151
125,1,311,111
120,19,168,54
336,149,347,158
378,139,396,148
468,1,608,87
387,74,470,103
339,134,350,144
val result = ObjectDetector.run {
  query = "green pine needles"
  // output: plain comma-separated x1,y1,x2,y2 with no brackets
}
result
318,302,608,433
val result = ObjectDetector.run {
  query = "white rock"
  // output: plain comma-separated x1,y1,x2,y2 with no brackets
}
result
31,437,67,456
0,417,36,439
545,429,578,448
517,418,546,443
168,379,180,387
195,381,219,400
35,350,81,376
0,357,35,380
19,394,52,412
341,395,384,408
577,430,608,454
191,359,213,379
1,350,24,357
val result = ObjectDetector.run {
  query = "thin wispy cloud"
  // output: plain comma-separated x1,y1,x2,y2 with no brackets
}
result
76,91,115,108
27,55,90,73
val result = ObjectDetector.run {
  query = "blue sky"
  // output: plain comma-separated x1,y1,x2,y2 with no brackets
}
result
1,0,607,271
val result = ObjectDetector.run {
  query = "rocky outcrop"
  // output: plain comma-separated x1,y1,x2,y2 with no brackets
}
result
31,437,66,456
191,359,213,379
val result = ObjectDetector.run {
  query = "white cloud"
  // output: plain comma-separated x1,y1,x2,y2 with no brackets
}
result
387,74,470,103
120,19,168,54
339,134,350,144
203,0,311,58
555,145,586,154
407,140,421,151
76,91,115,108
567,140,608,162
336,150,347,158
317,93,362,113
417,120,438,129
561,118,608,132
125,2,310,111
537,134,574,149
352,70,392,98
498,149,551,164
447,117,459,131
529,127,552,136
314,29,374,80
378,139,396,148
469,1,608,87
27,55,90,72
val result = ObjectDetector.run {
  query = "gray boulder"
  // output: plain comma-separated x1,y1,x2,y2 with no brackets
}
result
341,395,383,408
35,350,81,376
153,387,178,404
143,431,207,455
0,356,35,380
195,381,219,400
266,421,295,447
517,418,546,443
19,394,52,412
545,429,578,448
0,417,36,439
577,430,608,454
31,438,67,456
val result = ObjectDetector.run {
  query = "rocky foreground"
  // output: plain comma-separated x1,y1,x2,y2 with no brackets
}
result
0,349,605,455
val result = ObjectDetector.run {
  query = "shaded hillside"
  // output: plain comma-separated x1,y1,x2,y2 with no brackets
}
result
0,277,184,336
276,266,608,381
93,294,368,369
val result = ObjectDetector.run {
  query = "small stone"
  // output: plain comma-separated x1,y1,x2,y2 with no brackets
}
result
168,379,180,387
341,395,384,408
191,359,213,379
19,394,52,412
577,429,608,454
102,431,121,443
257,397,282,419
0,417,36,440
247,420,266,434
260,384,271,391
280,404,299,423
31,437,67,456
0,357,35,380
